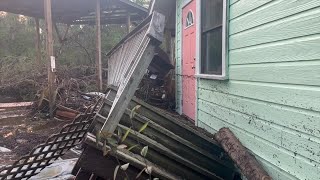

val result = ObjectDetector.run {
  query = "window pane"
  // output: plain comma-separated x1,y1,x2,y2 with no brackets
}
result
201,27,222,75
186,11,194,27
202,0,223,32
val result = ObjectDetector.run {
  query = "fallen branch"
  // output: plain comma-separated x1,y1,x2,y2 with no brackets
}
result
214,128,271,180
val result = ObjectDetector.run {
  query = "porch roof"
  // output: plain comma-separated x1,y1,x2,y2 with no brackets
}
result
0,0,148,25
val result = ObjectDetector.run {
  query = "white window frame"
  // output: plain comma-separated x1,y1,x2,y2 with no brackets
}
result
195,0,228,80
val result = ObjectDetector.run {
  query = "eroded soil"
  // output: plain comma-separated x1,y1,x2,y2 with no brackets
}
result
0,114,69,167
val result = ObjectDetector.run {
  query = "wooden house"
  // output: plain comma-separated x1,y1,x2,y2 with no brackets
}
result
175,0,320,179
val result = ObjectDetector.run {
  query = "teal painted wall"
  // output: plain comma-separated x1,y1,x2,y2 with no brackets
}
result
175,0,183,114
176,0,320,179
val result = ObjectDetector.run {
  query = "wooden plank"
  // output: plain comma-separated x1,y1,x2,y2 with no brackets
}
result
230,0,320,34
75,146,149,180
229,34,320,65
127,12,131,33
96,101,236,179
198,89,320,138
230,7,320,50
229,0,273,20
100,12,165,135
197,113,320,180
75,168,93,180
198,79,320,112
198,99,320,164
0,102,34,108
229,0,240,6
86,133,181,180
96,0,102,91
229,61,320,86
117,125,222,180
35,18,41,65
44,0,55,119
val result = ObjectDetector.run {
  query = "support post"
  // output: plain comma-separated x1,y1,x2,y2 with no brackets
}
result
96,0,103,91
126,12,131,34
44,0,55,119
35,18,41,65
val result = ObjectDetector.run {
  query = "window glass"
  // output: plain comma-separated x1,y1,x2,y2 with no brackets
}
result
202,0,223,32
200,0,224,76
186,11,194,28
201,27,222,75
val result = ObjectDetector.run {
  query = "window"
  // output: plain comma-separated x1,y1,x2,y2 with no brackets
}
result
199,0,227,79
186,11,194,28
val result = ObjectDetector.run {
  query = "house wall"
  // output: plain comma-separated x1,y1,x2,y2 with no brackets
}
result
177,0,320,179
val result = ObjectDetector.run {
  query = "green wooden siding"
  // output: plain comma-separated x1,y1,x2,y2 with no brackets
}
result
175,0,183,114
196,0,320,179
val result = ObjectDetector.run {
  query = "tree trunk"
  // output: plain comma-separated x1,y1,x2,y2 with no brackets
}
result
214,128,272,180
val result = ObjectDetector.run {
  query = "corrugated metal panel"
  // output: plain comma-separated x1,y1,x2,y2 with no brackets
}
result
197,0,320,179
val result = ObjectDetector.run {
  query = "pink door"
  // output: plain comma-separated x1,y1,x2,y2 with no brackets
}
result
182,0,196,121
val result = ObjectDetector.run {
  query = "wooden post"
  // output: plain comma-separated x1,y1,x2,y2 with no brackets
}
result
35,18,41,65
126,12,131,34
96,0,103,91
44,0,55,119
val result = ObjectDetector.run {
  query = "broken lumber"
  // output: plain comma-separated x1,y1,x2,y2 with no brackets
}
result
215,128,272,180
0,102,34,109
55,110,78,120
85,133,181,180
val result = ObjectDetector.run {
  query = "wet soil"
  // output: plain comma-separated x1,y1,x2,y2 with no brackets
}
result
0,114,69,167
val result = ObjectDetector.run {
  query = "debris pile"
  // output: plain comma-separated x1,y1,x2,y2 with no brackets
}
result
136,48,175,110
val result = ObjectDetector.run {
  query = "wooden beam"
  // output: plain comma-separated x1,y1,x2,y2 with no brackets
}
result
99,12,165,135
44,0,55,119
35,18,41,65
86,133,180,180
96,0,103,92
126,12,131,34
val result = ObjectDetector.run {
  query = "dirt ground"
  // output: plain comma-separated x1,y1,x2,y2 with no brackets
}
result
0,113,70,167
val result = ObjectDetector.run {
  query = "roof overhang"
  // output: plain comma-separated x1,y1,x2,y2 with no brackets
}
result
0,0,148,25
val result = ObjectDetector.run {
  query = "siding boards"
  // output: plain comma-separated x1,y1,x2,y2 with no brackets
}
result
230,0,320,35
230,7,320,50
229,0,273,20
197,121,298,180
198,98,320,164
198,111,320,180
191,0,320,179
229,34,320,65
199,80,320,112
198,89,320,138
229,61,320,86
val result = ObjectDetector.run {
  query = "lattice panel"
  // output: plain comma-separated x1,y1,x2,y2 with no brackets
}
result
0,112,96,180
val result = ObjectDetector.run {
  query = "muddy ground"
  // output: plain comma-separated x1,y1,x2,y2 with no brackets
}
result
0,113,70,167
